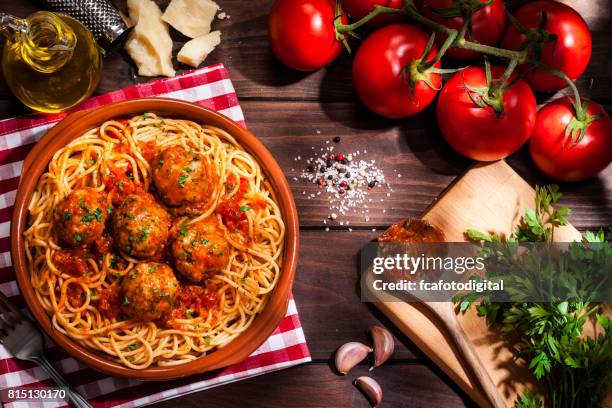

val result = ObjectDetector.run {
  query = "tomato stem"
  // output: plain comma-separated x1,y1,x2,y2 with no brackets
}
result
535,63,586,121
419,30,457,71
335,5,404,34
489,58,518,96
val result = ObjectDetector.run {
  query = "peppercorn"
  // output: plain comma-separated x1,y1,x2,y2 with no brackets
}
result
333,136,341,143
368,180,377,188
307,163,315,173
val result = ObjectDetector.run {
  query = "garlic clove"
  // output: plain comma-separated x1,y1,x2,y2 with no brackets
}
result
354,376,383,407
334,341,373,375
368,325,394,370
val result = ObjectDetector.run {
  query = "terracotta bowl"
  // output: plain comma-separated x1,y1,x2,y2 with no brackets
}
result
11,98,299,380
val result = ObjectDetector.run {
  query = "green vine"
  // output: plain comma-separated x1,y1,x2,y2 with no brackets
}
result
334,0,588,120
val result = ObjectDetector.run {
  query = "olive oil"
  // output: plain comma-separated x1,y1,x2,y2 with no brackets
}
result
1,11,102,113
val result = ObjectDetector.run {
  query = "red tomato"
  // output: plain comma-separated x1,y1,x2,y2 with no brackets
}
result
268,0,346,71
352,24,441,119
501,0,591,92
530,98,612,181
436,66,536,161
418,0,506,60
343,0,403,27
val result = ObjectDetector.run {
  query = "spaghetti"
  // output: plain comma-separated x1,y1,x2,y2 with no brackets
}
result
24,113,285,369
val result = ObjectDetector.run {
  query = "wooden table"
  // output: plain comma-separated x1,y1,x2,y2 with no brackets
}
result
1,0,610,407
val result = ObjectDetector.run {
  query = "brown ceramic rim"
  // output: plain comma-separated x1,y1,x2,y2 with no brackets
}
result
11,98,300,380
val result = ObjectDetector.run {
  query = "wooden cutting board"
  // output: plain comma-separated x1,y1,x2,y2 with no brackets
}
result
373,160,612,408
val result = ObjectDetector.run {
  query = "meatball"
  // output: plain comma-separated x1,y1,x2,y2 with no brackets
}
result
171,216,230,283
151,146,218,213
112,194,170,259
54,188,109,246
121,262,179,321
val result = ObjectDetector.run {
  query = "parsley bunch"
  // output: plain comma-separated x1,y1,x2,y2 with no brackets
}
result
457,185,612,408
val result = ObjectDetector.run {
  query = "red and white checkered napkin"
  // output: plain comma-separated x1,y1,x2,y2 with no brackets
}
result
0,64,311,407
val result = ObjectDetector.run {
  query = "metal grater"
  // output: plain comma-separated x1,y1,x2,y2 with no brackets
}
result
38,0,132,50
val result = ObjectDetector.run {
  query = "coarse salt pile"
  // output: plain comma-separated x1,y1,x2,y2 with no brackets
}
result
296,137,392,227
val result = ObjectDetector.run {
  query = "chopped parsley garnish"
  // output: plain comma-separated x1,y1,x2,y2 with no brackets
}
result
185,310,194,318
93,208,103,222
127,343,137,351
106,207,113,215
201,239,209,246
138,225,150,242
63,211,73,221
74,234,82,243
239,205,251,212
194,324,201,330
88,158,96,165
122,296,130,305
140,113,149,120
118,181,125,191
184,167,194,173
240,274,247,282
124,245,132,253
149,265,158,274
203,335,211,345
178,173,189,188
192,156,200,162
129,271,137,280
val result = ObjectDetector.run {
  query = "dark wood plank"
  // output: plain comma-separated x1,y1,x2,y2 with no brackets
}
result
0,0,611,101
152,363,476,408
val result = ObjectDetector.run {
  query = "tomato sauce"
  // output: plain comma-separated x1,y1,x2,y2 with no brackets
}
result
66,284,85,308
160,284,219,329
138,141,158,163
97,283,122,319
94,234,114,257
104,164,143,205
216,175,251,235
53,250,88,277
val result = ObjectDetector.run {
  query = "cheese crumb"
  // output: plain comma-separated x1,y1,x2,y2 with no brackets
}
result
162,0,219,38
177,31,221,68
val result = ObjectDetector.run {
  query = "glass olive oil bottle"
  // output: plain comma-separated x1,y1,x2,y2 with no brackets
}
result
0,11,102,113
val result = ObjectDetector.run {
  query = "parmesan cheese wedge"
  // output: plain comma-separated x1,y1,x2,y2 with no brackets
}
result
127,0,161,24
177,31,221,68
162,0,219,38
125,0,175,77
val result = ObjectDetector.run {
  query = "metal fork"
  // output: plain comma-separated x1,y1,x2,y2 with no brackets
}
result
0,291,92,408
